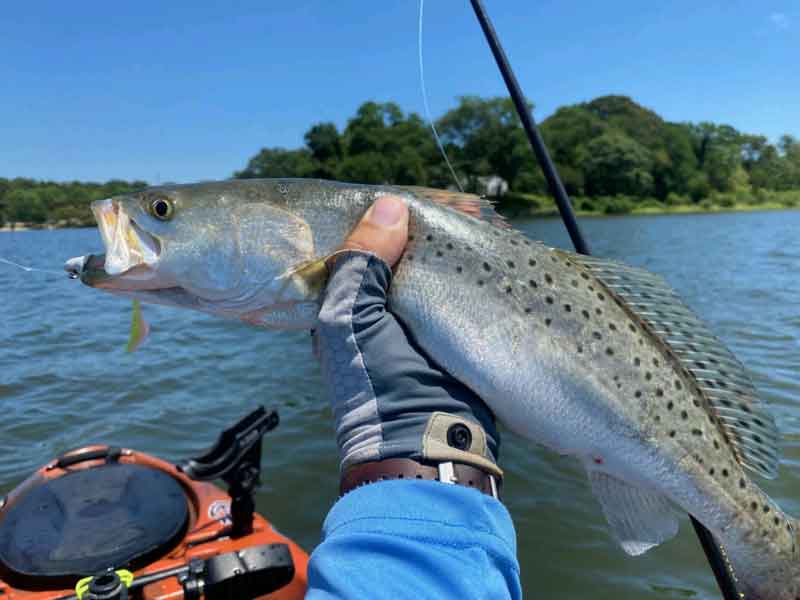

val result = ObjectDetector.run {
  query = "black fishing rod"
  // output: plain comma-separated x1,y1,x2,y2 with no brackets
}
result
467,1,741,598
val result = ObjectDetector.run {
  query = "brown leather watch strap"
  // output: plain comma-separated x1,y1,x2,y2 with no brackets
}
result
340,457,501,499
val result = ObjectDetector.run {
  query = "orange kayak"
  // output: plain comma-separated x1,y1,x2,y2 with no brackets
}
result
0,408,308,599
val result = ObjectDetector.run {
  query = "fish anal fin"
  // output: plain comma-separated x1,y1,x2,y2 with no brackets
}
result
397,186,509,228
587,469,679,556
569,253,781,479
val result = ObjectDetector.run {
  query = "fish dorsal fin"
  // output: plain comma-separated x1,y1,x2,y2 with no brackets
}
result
572,253,780,479
396,186,509,228
587,469,679,556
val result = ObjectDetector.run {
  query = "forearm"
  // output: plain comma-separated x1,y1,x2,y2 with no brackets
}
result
306,480,521,600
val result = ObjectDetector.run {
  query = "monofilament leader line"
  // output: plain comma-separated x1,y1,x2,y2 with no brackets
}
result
0,257,64,276
467,1,741,598
418,0,464,193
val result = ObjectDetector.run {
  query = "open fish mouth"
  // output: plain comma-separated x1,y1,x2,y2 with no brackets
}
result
64,199,167,291
92,198,161,275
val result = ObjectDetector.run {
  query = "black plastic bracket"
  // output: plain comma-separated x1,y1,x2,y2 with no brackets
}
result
177,407,279,537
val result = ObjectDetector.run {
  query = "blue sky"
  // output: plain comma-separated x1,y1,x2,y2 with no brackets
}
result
1,1,797,183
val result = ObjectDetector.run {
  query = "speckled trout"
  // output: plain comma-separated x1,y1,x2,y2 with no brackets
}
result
66,179,796,597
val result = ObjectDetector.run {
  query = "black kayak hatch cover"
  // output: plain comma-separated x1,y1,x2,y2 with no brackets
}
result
0,463,189,578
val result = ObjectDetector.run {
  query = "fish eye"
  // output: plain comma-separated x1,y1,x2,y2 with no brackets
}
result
149,197,174,221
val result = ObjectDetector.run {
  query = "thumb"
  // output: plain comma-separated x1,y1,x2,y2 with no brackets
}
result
340,195,409,267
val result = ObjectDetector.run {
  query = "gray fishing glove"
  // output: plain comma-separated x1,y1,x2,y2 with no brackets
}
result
316,222,502,497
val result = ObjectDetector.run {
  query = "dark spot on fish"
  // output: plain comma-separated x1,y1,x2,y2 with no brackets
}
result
675,380,682,390
628,324,636,333
718,380,728,389
597,293,605,301
545,318,552,326
605,347,614,356
721,399,732,407
714,440,720,449
507,260,515,269
764,505,770,514
608,322,617,331
709,467,715,475
577,344,583,354
477,280,484,287
681,410,688,419
524,239,531,246
510,239,518,246
505,286,513,294
456,266,462,273
582,310,590,319
445,242,453,250
545,274,553,284
483,262,491,272
693,399,701,407
656,388,664,397
436,250,443,257
529,258,536,267
695,361,707,370
408,235,415,241
739,479,746,489
525,307,533,314
754,419,764,427
645,372,652,381
774,517,780,526
740,404,751,413
581,273,589,280
693,429,703,436
571,279,579,287
634,357,641,367
551,256,558,263
638,338,644,345
564,304,572,312
751,502,758,511
722,469,729,477
529,280,538,288
652,358,660,367
545,296,554,305
588,285,595,292
670,430,676,438
738,420,751,429
595,308,602,316
667,401,674,411
406,255,413,261
592,331,602,340
654,414,661,422
634,390,642,398
426,234,433,241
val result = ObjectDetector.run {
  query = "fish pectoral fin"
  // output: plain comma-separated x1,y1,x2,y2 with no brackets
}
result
278,256,332,298
587,469,679,556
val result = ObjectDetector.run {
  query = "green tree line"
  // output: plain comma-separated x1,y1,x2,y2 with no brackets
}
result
2,95,799,226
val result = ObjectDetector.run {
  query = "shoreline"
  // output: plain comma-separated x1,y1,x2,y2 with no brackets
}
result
1,202,798,232
501,201,800,219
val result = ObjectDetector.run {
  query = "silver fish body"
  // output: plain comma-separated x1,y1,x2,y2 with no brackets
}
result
68,178,799,597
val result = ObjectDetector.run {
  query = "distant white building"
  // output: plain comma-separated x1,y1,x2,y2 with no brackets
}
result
477,175,508,197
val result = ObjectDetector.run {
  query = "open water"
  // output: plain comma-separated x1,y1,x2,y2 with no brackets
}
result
1,210,798,598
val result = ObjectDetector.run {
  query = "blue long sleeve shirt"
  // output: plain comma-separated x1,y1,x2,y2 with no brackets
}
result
306,480,521,599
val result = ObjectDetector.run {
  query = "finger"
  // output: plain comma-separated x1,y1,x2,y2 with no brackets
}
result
341,195,409,267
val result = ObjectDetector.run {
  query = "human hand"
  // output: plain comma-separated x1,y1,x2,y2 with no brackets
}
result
315,195,502,498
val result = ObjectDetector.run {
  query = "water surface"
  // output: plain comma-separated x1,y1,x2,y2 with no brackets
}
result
1,210,798,598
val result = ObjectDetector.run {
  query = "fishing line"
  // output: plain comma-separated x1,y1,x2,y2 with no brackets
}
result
0,257,64,276
418,0,464,192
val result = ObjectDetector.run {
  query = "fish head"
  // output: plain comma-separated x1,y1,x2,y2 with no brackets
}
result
70,181,324,328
